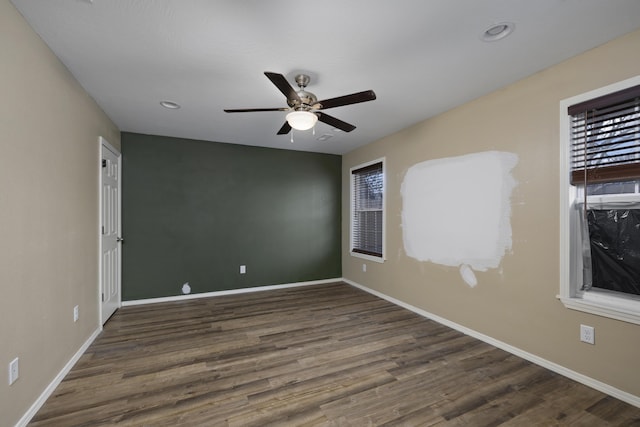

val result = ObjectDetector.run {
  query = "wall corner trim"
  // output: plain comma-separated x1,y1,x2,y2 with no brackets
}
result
343,278,640,409
15,328,102,427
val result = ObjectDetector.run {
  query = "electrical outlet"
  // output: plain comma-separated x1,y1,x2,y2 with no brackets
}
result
9,357,19,385
240,265,246,274
362,263,367,272
73,305,79,322
580,324,595,344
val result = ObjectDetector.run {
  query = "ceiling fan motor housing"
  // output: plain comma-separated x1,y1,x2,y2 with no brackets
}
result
295,90,317,110
290,74,316,110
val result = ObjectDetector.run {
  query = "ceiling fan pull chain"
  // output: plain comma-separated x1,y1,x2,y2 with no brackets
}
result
290,131,294,143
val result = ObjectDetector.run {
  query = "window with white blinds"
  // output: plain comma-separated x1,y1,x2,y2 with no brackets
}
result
569,84,640,186
351,160,384,259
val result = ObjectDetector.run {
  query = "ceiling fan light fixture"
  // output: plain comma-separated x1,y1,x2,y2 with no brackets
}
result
224,72,375,135
286,111,318,131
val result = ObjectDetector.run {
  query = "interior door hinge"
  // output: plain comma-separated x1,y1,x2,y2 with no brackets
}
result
102,159,107,168
102,293,105,302
102,226,105,235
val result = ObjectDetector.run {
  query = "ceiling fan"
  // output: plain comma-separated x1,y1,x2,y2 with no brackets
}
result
224,72,376,135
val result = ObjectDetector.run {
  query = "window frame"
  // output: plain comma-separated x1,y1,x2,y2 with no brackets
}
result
559,75,640,325
350,158,386,263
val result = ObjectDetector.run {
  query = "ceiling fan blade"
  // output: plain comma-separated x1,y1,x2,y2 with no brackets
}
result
264,72,301,104
277,122,292,135
314,90,376,110
316,112,356,132
224,107,289,113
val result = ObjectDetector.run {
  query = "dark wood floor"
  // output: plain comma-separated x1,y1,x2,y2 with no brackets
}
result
30,283,640,426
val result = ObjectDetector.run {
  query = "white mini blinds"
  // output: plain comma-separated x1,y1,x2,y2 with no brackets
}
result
351,162,384,258
568,84,640,185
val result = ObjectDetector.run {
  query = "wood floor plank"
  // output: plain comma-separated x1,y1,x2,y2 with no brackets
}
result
29,283,640,426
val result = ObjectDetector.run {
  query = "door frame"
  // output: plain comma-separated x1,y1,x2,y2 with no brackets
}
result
99,136,122,326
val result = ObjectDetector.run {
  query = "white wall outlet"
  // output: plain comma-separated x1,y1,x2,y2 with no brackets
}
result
362,263,367,272
580,324,595,344
240,265,246,274
73,305,79,322
8,357,19,385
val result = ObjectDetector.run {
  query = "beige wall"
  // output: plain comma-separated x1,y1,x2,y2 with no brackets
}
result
343,29,640,399
0,1,120,424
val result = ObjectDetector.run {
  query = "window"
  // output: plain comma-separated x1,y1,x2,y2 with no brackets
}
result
560,76,640,325
351,159,385,261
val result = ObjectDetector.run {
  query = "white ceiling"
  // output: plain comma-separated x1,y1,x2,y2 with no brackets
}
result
11,0,640,155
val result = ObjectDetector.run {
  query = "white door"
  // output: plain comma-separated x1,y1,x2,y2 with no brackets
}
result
101,139,121,324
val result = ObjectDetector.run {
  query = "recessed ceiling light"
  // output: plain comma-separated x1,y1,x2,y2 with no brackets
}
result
481,22,515,42
160,101,181,109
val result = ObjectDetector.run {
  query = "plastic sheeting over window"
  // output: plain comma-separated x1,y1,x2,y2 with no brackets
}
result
587,209,640,296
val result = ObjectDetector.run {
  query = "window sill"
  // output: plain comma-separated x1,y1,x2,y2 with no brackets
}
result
350,251,385,263
558,293,640,325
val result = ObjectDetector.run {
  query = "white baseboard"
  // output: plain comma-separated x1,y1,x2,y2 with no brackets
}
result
122,278,342,306
343,278,640,409
15,327,101,427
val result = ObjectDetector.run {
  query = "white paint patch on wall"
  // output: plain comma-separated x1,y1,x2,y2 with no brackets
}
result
401,151,518,287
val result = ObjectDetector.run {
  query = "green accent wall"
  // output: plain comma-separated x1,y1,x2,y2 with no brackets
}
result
121,132,342,300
